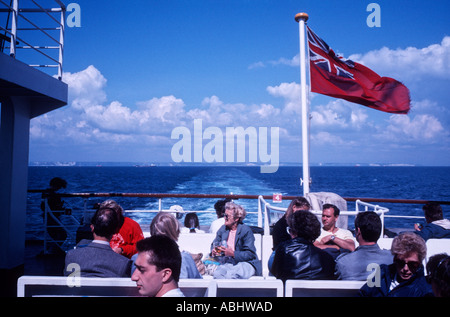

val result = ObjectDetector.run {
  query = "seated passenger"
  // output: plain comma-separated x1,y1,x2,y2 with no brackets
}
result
210,202,262,279
270,210,335,281
314,204,355,258
426,253,450,297
181,212,205,233
414,202,450,241
359,232,433,297
335,211,392,280
64,207,132,277
132,235,184,297
272,197,311,250
99,200,144,259
209,198,231,234
144,212,202,279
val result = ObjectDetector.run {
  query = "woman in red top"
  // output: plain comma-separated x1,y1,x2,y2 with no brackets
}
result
99,200,144,258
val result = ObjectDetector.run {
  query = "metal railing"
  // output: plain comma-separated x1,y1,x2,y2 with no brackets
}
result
258,195,390,235
34,191,446,253
41,196,80,253
0,0,65,79
39,192,267,254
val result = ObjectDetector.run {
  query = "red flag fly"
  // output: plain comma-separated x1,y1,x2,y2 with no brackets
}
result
307,26,410,114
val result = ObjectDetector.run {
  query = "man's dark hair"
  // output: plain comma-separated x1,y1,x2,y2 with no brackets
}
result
136,235,182,282
289,197,311,210
423,202,443,222
323,203,340,216
49,177,67,190
214,198,232,218
426,253,450,297
289,211,321,242
354,211,382,243
90,207,119,240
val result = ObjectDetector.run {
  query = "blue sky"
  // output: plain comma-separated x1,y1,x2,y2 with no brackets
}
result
27,0,450,166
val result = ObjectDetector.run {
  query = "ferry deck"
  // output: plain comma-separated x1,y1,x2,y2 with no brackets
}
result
18,193,450,297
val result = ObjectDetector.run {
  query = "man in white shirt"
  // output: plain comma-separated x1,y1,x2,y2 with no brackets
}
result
209,198,231,234
132,235,185,297
314,204,356,253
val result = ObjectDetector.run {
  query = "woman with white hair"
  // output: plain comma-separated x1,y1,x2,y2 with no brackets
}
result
210,202,262,279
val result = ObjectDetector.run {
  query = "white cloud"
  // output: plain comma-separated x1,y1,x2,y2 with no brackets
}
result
311,131,345,145
310,99,372,131
248,61,265,69
311,102,348,128
249,55,300,69
253,103,281,119
350,109,369,128
137,96,186,124
349,36,450,81
266,82,304,115
63,65,107,110
254,36,450,84
31,66,295,149
382,114,446,142
30,60,449,164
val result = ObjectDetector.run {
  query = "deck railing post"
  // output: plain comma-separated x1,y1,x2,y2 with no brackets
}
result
57,2,65,80
43,198,48,253
9,0,18,57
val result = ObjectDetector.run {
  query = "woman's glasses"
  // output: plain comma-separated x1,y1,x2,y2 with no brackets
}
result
394,258,421,272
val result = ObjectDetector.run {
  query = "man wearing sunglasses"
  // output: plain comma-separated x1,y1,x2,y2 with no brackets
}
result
360,232,433,297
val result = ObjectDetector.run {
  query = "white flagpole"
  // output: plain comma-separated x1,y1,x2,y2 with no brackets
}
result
295,13,310,196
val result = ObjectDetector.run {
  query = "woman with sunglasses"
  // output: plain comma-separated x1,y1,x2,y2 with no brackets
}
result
360,232,433,297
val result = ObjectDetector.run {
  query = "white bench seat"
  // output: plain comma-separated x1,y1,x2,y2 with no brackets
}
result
17,276,216,297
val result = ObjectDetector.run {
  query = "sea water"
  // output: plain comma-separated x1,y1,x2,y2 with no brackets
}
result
26,166,450,241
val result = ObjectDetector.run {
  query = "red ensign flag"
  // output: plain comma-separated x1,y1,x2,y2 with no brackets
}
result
307,26,410,114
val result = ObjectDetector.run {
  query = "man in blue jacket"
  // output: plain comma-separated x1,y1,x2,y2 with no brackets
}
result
359,232,433,297
335,211,392,280
414,202,450,241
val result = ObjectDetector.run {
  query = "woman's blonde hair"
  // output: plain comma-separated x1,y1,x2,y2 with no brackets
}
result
150,212,180,242
391,232,427,262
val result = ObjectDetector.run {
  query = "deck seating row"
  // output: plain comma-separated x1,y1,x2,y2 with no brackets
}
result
177,234,450,277
18,275,366,297
18,237,447,297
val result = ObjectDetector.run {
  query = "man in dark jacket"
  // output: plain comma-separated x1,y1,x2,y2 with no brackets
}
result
64,207,132,277
270,210,335,281
414,202,450,241
359,232,433,297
